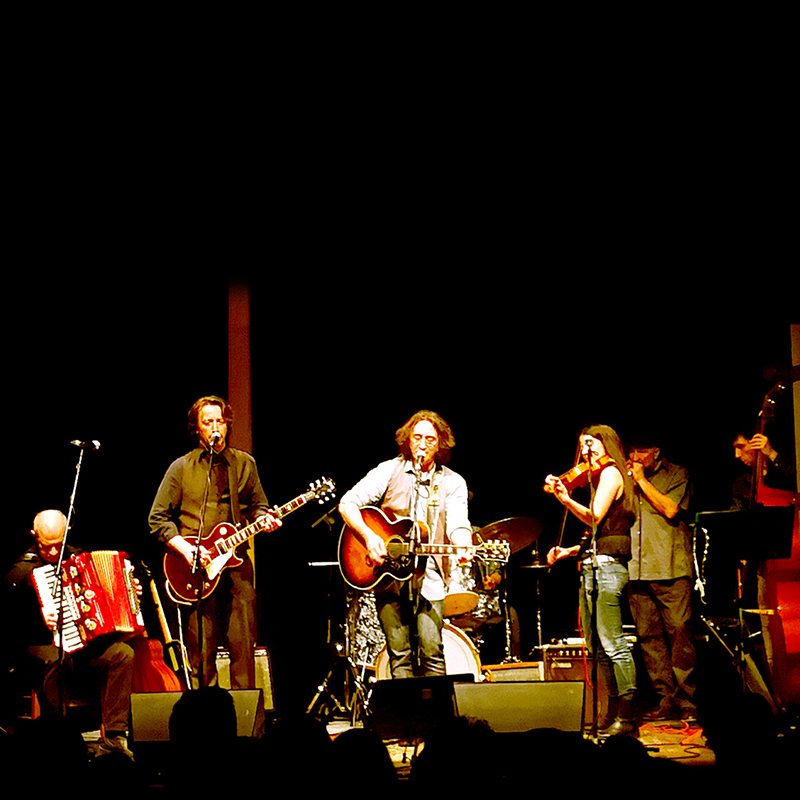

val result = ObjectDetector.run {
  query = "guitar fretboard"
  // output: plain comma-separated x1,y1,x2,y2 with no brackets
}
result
396,542,510,559
214,491,315,554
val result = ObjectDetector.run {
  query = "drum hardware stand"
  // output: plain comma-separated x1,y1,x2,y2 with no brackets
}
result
306,642,370,725
305,637,373,726
307,514,374,727
497,564,520,663
520,543,548,661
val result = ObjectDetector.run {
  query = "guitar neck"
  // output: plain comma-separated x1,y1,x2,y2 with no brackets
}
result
417,544,468,555
221,491,315,550
415,543,509,561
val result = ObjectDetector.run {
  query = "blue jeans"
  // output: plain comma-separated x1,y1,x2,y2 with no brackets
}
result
376,586,445,678
579,559,636,698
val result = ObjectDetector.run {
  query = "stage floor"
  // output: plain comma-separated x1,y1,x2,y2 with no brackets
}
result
327,714,717,779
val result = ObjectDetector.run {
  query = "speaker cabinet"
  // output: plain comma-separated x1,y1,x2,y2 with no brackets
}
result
130,689,264,785
216,646,275,711
131,689,265,742
366,674,474,740
542,642,611,726
454,681,584,732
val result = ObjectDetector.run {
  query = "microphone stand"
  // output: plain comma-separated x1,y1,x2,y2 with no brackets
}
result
408,456,425,671
190,441,217,689
51,440,95,718
583,447,601,740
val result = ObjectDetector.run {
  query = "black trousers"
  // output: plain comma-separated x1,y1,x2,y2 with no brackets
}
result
25,637,134,732
186,559,257,689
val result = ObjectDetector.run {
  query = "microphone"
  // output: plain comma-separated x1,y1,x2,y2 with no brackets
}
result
209,432,222,448
71,439,101,450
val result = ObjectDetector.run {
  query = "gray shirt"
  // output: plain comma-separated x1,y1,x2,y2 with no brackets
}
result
340,457,472,600
628,459,693,581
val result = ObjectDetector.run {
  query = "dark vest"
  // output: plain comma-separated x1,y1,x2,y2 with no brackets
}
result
380,458,453,583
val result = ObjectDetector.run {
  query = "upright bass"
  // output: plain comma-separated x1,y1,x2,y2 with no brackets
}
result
754,382,799,708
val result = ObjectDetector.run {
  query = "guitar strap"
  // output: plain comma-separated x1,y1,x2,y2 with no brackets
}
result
426,469,445,544
226,453,256,587
227,459,242,528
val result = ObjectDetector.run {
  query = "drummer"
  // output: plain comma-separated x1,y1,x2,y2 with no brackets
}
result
447,553,521,663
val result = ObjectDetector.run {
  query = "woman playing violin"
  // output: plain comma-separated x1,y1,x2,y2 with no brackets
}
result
545,424,638,737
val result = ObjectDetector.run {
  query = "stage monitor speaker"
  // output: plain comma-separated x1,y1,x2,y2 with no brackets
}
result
453,681,584,732
366,674,474,741
131,689,263,785
131,689,265,743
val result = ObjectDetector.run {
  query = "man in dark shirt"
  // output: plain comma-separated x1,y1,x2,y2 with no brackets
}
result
731,431,796,510
4,509,136,758
148,395,280,689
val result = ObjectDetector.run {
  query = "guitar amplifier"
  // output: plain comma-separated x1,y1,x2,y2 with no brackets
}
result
216,646,275,711
543,642,588,681
542,637,635,727
543,636,636,680
483,662,544,682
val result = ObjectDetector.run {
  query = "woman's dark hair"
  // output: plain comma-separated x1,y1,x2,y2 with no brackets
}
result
580,423,636,516
395,410,456,465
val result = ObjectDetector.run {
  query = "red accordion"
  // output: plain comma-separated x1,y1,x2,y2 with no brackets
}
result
33,550,146,652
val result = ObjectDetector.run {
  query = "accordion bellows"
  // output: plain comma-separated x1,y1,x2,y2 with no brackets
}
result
33,550,146,652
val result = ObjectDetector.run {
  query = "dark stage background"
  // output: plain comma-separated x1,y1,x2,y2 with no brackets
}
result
8,275,795,713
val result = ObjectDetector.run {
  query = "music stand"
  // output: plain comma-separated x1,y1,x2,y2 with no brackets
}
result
695,508,795,561
694,506,795,703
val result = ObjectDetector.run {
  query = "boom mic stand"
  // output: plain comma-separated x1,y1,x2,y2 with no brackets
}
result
51,439,100,717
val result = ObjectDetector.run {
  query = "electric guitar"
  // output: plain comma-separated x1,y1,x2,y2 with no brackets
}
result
338,505,511,591
164,477,335,603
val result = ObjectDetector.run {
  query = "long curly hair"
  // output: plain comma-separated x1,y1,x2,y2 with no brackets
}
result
395,410,456,465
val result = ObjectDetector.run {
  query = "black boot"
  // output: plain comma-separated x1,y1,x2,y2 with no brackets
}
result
602,694,638,738
597,695,619,733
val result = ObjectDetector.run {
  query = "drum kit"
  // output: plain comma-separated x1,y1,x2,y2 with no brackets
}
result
308,516,546,724
345,517,544,702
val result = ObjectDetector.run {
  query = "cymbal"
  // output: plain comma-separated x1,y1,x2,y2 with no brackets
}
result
474,517,542,553
444,591,479,617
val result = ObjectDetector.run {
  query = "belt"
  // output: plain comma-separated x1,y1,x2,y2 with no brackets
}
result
582,554,621,565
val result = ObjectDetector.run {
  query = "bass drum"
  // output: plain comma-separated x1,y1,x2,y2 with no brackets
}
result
375,622,481,681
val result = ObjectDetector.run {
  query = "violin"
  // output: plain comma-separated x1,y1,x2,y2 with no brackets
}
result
543,454,615,494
